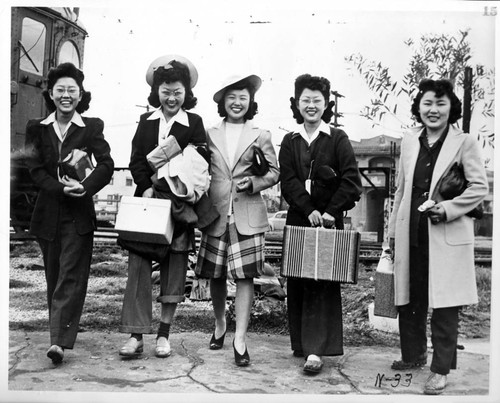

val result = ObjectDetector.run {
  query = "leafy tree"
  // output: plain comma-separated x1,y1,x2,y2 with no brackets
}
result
345,30,494,158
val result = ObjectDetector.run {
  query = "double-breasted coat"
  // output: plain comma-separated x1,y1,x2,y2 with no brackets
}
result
202,120,280,237
25,116,114,240
388,125,488,308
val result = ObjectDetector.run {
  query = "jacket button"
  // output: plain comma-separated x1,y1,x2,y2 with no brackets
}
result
234,197,239,202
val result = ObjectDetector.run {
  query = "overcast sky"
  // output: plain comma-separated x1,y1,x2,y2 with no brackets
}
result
71,1,497,166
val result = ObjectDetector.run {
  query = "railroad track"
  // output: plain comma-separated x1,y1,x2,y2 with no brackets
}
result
11,228,492,265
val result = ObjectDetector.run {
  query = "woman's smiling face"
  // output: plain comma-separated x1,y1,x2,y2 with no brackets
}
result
224,88,250,124
49,77,82,116
296,88,327,125
418,90,451,132
158,81,186,118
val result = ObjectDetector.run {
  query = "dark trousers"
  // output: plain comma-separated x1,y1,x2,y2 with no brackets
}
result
287,278,343,357
37,206,93,349
398,243,459,375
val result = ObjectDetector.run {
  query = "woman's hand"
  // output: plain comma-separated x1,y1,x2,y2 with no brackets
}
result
322,212,335,228
142,187,154,198
61,175,86,198
308,210,323,227
236,177,252,193
428,203,447,224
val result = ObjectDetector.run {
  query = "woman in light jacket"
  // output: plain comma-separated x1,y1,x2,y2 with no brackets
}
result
388,79,488,395
196,74,279,366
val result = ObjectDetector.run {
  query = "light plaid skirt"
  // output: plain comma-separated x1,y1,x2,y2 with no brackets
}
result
195,215,265,280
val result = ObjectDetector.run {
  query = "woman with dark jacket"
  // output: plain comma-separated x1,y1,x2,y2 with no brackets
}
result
24,62,114,364
388,79,488,395
118,55,207,359
279,74,361,374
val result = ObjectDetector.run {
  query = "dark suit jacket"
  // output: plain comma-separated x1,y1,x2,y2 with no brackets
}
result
129,111,206,197
25,116,114,240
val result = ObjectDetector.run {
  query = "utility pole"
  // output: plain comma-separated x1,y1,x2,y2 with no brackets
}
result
463,67,472,134
330,90,344,128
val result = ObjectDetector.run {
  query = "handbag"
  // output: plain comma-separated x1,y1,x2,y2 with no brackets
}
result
439,162,483,219
250,147,269,176
374,249,398,318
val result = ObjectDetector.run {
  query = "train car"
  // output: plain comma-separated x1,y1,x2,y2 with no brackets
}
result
10,7,87,233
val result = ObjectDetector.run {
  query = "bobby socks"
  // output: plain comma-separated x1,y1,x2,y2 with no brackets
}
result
157,322,170,340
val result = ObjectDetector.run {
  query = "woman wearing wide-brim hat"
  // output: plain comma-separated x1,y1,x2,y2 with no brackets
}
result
195,74,279,366
118,54,207,359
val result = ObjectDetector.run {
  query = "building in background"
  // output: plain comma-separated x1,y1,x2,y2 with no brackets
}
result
93,169,135,225
349,135,400,242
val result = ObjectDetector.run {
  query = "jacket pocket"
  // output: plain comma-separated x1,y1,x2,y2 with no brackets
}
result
444,217,473,245
247,200,267,228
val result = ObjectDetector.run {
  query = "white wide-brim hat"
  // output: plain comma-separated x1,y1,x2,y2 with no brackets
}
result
145,54,198,88
213,74,262,103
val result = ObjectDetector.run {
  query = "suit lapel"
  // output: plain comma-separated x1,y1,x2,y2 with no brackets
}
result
209,122,231,170
43,124,61,159
404,128,422,183
430,125,467,195
232,121,259,170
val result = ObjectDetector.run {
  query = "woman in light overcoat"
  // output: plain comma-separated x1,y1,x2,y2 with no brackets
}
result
196,74,279,366
388,79,488,395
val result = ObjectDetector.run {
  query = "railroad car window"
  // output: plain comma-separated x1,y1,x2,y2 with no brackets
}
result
58,41,80,67
20,17,46,75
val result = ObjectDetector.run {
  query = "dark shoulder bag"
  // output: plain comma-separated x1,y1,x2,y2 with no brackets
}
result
439,162,483,219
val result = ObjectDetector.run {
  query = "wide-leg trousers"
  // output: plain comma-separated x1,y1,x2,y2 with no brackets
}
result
37,207,94,349
287,278,344,357
119,250,189,334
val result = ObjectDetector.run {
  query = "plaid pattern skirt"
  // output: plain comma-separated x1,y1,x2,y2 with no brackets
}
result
195,215,265,280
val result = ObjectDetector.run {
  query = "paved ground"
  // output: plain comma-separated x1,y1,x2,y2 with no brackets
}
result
7,330,493,402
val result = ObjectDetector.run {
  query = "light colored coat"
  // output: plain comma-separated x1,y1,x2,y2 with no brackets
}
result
203,120,280,237
388,125,488,308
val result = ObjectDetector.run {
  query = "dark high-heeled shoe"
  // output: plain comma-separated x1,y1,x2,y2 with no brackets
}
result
209,331,226,350
233,340,250,367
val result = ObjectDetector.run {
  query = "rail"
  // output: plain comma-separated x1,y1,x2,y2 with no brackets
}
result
10,228,492,265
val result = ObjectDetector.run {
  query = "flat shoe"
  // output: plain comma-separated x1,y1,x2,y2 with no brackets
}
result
424,372,447,395
119,337,144,357
303,359,323,374
155,337,171,358
47,345,64,364
209,331,226,350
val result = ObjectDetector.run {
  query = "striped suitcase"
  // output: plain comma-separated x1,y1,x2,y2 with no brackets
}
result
280,225,360,283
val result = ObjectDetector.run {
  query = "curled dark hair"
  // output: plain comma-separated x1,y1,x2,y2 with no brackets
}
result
411,79,462,124
42,62,91,113
289,74,334,124
216,79,259,120
147,61,197,109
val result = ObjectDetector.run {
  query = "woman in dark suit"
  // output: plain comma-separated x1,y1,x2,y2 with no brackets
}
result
24,62,114,364
388,79,488,395
119,55,207,358
195,74,279,366
279,74,361,374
